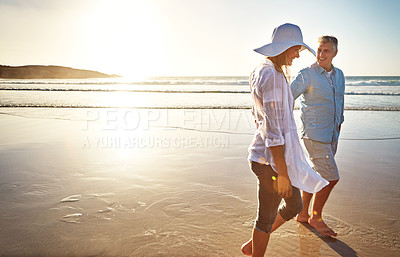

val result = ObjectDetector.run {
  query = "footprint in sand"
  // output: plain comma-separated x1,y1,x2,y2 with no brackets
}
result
94,207,115,221
61,213,83,223
144,229,156,236
60,194,81,203
59,192,132,222
138,201,147,207
87,193,116,198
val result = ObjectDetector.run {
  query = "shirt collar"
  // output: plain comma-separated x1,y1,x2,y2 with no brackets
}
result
312,62,336,75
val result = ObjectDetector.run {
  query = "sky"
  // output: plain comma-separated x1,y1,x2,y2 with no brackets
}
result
0,0,399,77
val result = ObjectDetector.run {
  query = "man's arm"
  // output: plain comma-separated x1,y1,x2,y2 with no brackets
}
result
290,71,309,100
340,75,345,125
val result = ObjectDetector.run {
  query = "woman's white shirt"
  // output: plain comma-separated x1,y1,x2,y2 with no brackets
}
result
248,59,328,193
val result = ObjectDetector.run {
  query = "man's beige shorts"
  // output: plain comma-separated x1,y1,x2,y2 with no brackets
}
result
303,138,340,181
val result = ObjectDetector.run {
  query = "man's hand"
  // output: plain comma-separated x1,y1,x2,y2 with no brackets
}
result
277,175,292,198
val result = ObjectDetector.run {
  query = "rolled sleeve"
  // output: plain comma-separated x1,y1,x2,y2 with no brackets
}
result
260,74,285,147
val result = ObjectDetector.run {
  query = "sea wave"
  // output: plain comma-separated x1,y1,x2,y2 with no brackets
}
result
1,104,399,111
346,80,400,87
0,88,250,94
1,76,400,87
1,88,400,95
2,80,400,87
0,80,250,86
345,92,400,96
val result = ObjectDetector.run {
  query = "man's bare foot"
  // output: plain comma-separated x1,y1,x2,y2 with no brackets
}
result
296,213,310,223
241,239,252,256
308,217,337,237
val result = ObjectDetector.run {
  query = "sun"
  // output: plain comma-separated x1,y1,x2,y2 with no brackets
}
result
78,0,163,79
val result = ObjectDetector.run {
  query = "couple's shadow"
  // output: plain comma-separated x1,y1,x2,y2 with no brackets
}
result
297,222,358,257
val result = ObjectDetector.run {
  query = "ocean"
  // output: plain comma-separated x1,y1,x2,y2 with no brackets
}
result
0,76,399,110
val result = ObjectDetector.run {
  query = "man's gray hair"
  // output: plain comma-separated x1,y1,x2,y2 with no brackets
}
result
318,36,338,52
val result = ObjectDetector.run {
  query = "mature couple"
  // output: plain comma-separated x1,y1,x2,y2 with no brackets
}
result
242,23,345,256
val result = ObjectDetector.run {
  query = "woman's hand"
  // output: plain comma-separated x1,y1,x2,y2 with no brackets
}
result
269,145,292,198
277,175,292,198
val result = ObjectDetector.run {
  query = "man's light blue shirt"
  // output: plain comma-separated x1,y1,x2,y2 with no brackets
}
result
291,62,345,144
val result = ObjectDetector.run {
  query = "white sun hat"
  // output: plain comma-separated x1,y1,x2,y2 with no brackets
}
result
254,23,315,57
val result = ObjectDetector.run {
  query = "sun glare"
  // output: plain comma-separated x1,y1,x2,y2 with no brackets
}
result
102,92,149,108
80,1,161,78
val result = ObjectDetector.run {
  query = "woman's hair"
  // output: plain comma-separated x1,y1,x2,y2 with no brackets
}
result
267,51,290,82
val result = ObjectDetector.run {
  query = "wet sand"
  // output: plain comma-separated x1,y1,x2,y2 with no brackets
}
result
0,108,399,256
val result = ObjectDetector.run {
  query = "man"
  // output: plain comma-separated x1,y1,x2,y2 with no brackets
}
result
290,36,345,237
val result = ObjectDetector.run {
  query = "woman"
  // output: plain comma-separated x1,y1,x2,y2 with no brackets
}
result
241,23,329,257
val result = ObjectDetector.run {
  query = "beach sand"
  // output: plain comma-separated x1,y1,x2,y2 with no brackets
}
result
0,108,399,256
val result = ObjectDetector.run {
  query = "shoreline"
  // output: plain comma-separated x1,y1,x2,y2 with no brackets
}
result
1,106,400,111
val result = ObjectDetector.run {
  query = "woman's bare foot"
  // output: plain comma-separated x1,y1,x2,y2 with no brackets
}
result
308,217,337,237
241,239,252,256
296,213,310,223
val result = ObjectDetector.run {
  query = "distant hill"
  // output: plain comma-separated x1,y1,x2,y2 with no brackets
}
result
0,65,120,79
